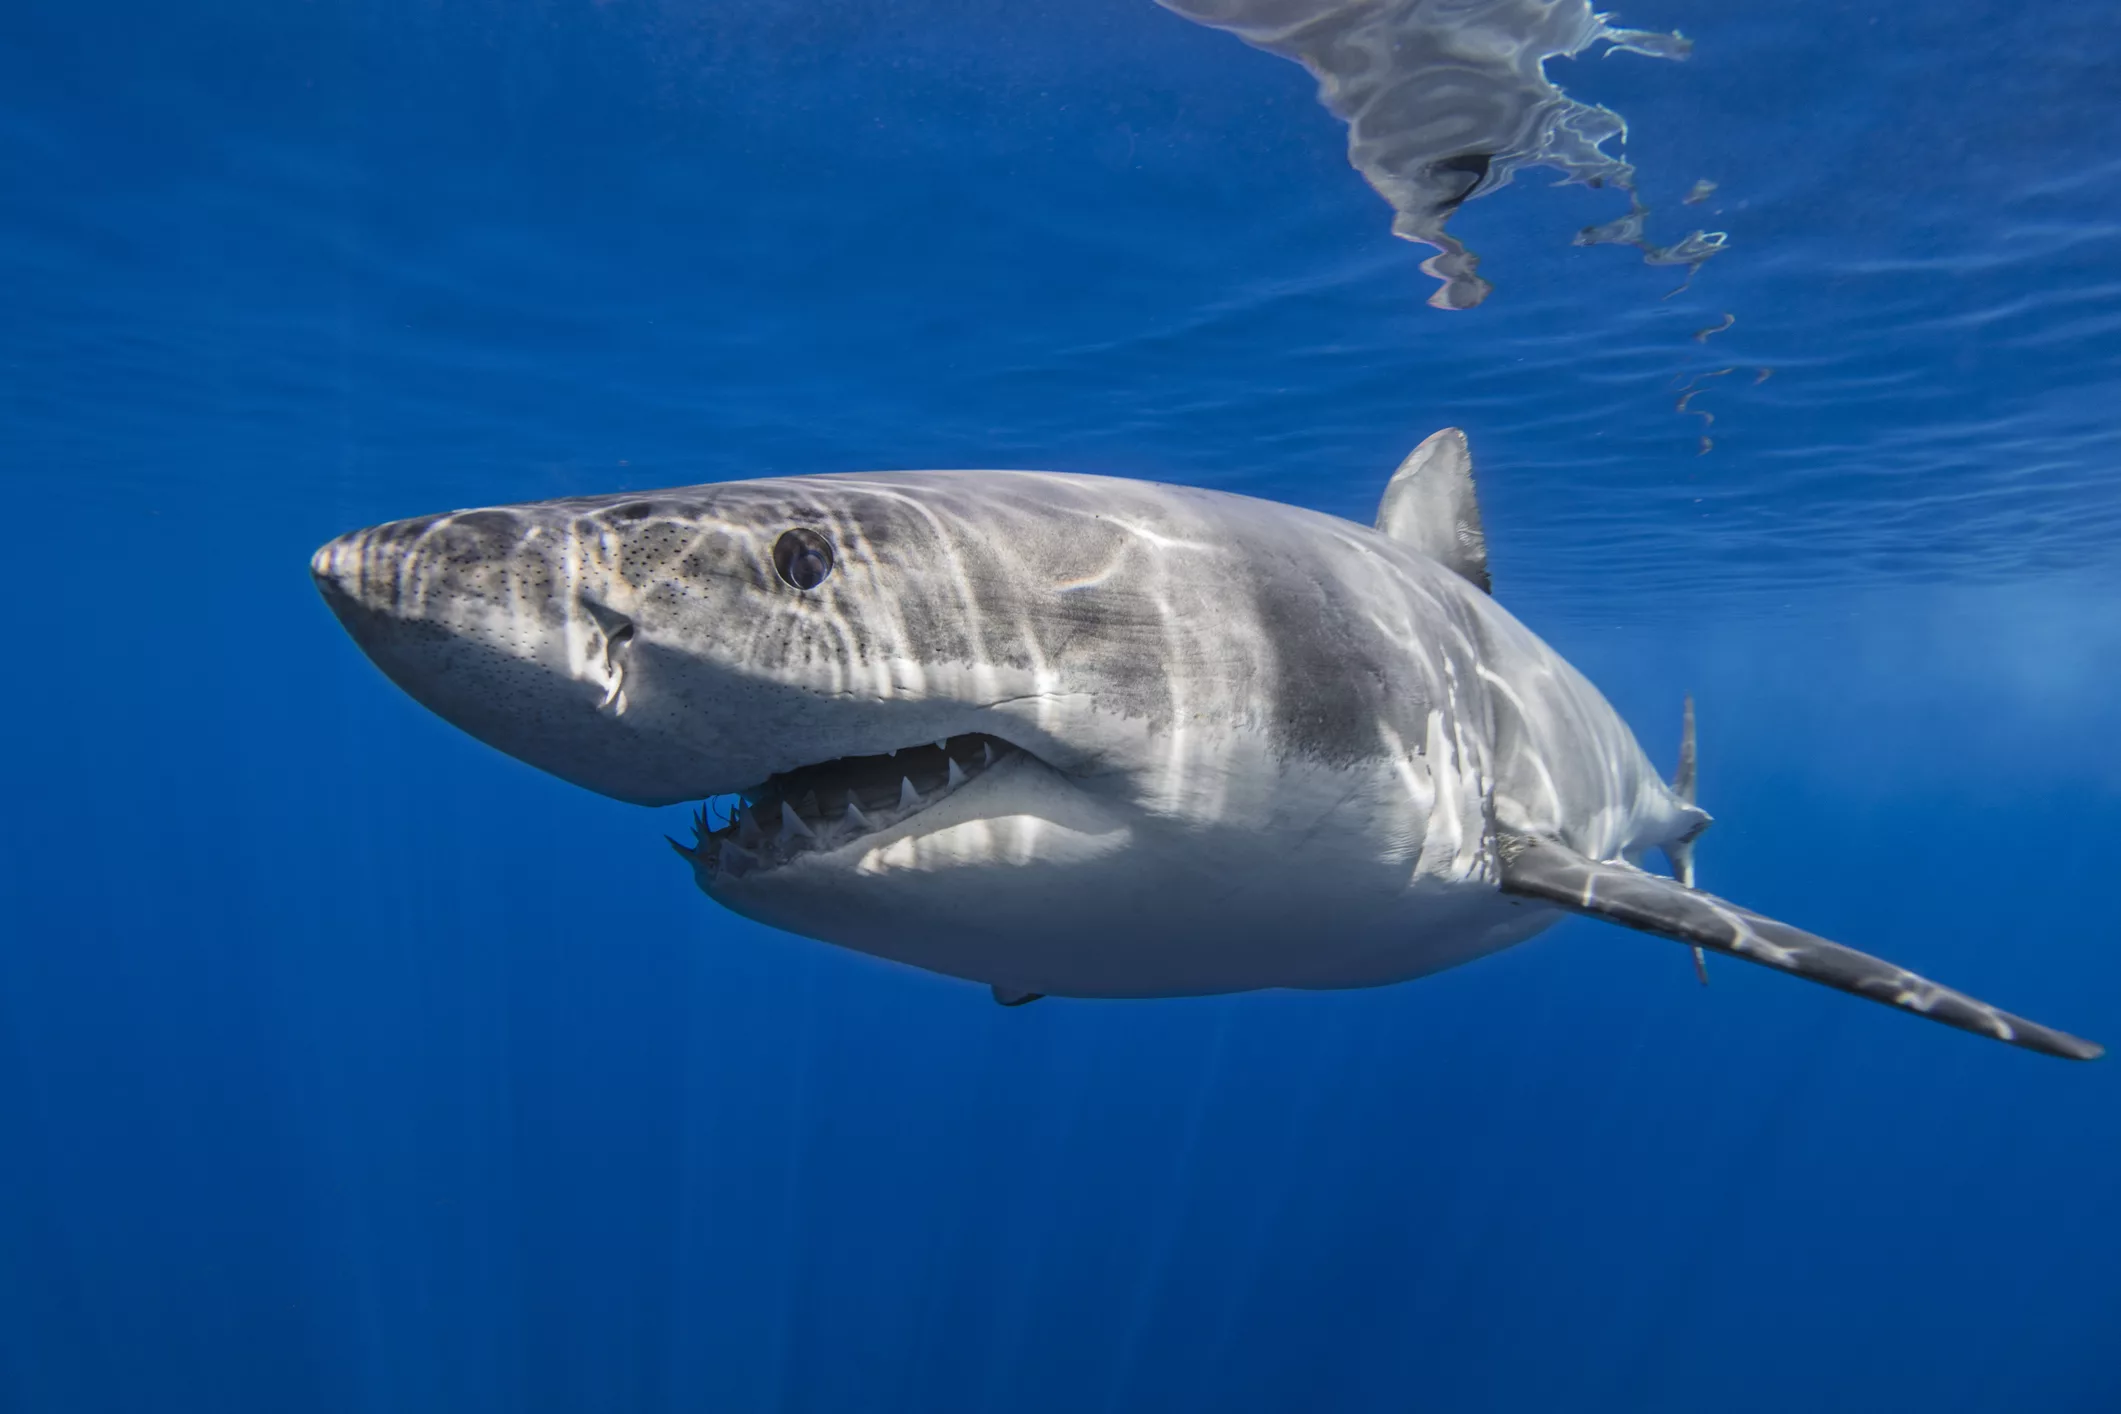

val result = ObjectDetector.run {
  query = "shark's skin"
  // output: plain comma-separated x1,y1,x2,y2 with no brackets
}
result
312,435,2101,1058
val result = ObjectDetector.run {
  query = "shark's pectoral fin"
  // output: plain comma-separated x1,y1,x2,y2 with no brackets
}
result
1495,833,2102,1061
991,986,1044,1007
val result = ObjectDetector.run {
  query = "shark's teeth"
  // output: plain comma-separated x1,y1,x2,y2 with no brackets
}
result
681,733,1018,884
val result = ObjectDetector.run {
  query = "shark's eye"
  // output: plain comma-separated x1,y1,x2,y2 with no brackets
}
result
772,528,835,591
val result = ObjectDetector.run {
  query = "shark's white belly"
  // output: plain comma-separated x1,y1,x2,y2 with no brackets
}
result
709,750,1565,997
747,839,1560,997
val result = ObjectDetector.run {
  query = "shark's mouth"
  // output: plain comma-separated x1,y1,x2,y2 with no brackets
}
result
672,733,1023,883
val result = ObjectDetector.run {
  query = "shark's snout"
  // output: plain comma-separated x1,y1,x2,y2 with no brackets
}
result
311,521,416,651
309,527,369,617
309,507,686,801
312,511,549,623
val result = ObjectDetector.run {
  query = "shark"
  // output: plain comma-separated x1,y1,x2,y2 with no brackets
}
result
311,431,2101,1060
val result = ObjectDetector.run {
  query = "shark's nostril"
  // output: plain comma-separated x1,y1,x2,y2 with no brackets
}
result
574,597,638,714
578,595,633,641
595,620,635,714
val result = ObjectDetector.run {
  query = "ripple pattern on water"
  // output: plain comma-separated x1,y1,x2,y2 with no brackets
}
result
3,0,2117,625
1155,0,1717,309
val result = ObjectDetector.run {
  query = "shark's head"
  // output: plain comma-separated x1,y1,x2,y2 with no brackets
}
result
313,472,1267,975
315,477,1023,804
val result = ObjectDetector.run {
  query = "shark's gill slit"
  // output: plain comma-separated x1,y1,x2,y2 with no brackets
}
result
670,733,1022,883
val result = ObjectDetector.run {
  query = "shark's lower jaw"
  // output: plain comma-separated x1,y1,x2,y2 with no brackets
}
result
671,733,1024,884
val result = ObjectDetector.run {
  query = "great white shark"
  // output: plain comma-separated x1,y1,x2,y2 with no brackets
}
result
312,431,2101,1060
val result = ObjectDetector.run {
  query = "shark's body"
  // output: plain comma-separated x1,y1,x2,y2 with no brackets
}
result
313,433,2100,1059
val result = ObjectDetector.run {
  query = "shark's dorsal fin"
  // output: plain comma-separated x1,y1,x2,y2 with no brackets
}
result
991,985,1043,1007
1495,833,2101,1061
1374,428,1491,594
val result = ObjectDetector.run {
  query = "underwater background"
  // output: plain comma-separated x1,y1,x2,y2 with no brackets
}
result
4,0,2120,1409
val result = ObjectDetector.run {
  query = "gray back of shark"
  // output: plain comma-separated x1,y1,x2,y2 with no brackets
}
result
313,431,2101,1061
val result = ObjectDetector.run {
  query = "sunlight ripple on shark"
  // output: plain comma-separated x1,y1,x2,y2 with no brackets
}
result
313,433,2101,1060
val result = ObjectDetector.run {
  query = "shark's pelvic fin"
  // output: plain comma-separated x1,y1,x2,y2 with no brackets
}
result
1374,427,1491,594
991,985,1044,1007
1495,833,2103,1061
1666,695,1708,984
1673,695,1698,812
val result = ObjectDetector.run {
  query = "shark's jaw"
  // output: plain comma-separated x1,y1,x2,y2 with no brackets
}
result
671,731,1033,886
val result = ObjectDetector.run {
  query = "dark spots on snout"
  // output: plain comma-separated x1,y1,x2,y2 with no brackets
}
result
677,546,768,591
338,509,542,613
602,514,712,592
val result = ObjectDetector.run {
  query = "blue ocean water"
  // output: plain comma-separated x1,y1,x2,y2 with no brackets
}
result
4,0,2120,1408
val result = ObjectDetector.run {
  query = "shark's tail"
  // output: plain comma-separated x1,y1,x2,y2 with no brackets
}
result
1665,695,1711,984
